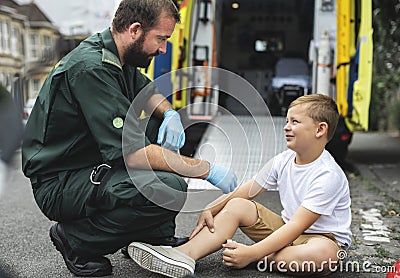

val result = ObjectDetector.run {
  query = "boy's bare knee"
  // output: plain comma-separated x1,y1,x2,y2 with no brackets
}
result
306,242,340,274
225,197,245,207
224,198,253,214
221,198,243,216
308,238,340,260
222,198,257,226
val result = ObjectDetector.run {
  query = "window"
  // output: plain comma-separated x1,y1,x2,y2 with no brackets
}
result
0,72,5,86
255,40,267,52
0,72,11,92
5,73,11,93
254,33,284,53
11,26,19,56
3,22,10,53
32,79,41,96
0,22,3,52
29,33,39,60
42,35,53,61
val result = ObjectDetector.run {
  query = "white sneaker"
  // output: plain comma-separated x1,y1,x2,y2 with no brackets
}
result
128,242,195,278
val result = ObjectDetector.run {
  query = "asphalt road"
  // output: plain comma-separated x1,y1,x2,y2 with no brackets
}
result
0,131,399,278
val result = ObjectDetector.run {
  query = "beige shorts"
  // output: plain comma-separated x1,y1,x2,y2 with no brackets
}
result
240,201,341,248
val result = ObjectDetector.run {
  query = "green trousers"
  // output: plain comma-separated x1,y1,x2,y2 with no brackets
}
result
32,116,188,256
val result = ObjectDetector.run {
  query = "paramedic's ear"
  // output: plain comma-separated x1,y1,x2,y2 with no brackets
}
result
128,22,142,39
316,122,328,138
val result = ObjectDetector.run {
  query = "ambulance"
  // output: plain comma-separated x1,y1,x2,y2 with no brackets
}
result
142,0,373,175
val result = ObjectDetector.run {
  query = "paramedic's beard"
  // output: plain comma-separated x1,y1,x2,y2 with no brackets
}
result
123,37,160,68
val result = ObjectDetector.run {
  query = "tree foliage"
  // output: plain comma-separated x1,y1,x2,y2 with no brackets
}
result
370,0,400,130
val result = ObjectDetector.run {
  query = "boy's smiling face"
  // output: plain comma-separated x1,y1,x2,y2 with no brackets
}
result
284,103,320,153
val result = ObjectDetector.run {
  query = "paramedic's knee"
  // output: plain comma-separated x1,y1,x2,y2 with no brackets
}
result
152,171,188,211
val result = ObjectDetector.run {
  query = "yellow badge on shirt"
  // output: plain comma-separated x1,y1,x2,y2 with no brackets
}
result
113,117,124,129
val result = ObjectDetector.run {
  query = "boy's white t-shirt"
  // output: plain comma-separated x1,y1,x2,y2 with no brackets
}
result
254,149,352,248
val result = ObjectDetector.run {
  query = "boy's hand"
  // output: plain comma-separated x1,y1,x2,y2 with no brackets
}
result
222,240,255,269
189,210,214,239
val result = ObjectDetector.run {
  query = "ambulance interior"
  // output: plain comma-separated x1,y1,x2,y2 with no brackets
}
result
215,0,315,115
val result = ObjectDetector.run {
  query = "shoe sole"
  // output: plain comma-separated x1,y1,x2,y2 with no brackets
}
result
128,242,194,278
49,224,111,277
121,237,190,258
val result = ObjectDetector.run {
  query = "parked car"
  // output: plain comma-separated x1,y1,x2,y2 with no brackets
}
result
22,98,37,125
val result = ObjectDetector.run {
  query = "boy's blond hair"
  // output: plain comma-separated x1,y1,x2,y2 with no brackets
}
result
289,94,339,142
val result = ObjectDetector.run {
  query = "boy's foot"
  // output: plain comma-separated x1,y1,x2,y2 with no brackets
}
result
128,242,195,278
120,236,189,258
49,223,112,277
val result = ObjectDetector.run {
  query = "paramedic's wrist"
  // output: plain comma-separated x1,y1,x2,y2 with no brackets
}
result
157,109,185,151
204,163,238,193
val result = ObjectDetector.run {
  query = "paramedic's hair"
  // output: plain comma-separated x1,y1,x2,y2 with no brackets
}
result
289,94,339,141
112,0,180,33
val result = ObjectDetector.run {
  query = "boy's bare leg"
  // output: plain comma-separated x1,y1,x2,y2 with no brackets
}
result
267,237,340,275
175,198,258,260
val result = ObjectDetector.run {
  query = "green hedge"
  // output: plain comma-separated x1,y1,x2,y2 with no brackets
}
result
370,0,400,131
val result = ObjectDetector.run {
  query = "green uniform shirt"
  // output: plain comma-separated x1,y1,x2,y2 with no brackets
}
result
22,29,155,177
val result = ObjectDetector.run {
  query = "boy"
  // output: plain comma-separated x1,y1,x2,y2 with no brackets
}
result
128,94,352,277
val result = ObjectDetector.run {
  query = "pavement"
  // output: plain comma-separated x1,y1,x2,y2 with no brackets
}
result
0,131,399,278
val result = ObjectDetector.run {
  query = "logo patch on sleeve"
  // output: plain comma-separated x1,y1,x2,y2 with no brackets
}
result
113,117,124,129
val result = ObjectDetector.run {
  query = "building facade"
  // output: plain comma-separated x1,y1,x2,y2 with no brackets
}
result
0,0,60,108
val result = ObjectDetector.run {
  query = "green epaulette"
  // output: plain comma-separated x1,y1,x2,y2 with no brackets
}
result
102,48,122,70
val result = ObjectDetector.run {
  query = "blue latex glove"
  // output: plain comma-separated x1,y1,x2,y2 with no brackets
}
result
157,109,185,151
205,164,238,193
